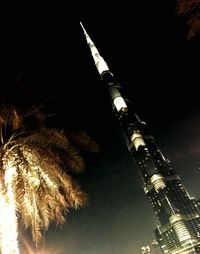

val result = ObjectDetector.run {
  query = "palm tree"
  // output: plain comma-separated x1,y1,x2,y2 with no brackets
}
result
0,103,99,254
177,0,200,39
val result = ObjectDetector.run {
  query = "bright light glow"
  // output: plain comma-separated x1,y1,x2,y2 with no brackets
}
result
0,166,19,254
150,174,166,192
169,214,192,242
113,96,128,112
131,131,146,151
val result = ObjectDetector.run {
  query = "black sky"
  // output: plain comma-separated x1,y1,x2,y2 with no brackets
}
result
1,2,200,253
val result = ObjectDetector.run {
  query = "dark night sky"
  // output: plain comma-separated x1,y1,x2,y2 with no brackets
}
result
1,2,200,253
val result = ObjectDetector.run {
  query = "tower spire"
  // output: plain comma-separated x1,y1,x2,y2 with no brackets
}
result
80,22,109,75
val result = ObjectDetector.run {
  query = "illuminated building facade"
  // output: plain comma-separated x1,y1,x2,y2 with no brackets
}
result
80,23,200,253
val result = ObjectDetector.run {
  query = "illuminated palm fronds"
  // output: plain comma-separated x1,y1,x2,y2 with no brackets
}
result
0,104,98,252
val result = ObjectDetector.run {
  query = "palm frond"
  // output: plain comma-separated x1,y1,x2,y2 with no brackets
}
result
177,0,200,39
177,0,199,14
69,131,99,153
12,108,22,130
187,10,200,39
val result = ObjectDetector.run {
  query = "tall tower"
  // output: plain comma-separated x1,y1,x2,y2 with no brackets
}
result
80,22,200,254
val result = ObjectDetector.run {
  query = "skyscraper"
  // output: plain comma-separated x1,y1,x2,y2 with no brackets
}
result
80,23,200,254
